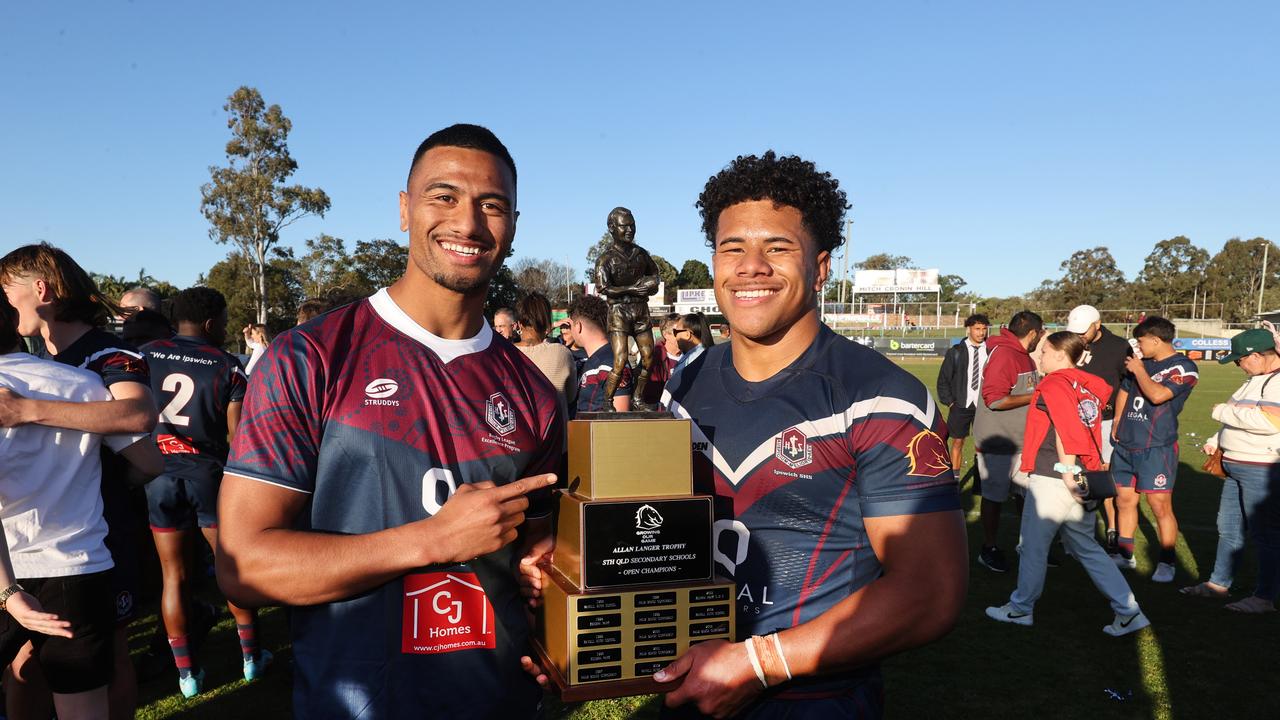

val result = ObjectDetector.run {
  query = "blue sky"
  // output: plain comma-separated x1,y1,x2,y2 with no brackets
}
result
2,1,1276,298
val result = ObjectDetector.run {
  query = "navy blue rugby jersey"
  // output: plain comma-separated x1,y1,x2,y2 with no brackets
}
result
141,335,247,478
226,288,563,720
575,343,632,413
662,326,960,693
44,328,150,551
1115,354,1197,451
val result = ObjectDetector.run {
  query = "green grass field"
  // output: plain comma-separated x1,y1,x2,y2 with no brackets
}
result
135,358,1274,719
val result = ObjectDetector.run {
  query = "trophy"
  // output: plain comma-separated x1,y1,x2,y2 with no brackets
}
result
531,411,736,701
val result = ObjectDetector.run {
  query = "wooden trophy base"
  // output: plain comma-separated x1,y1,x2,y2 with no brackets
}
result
533,566,735,702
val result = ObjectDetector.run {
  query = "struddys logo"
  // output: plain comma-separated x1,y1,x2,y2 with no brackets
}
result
775,426,812,469
485,392,516,436
1076,397,1101,428
364,378,401,407
635,504,664,531
906,429,951,478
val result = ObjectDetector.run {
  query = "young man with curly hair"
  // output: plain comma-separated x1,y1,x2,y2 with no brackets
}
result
651,152,967,719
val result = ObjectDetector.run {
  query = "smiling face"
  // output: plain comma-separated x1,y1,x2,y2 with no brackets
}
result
711,200,830,345
399,146,517,297
608,209,636,246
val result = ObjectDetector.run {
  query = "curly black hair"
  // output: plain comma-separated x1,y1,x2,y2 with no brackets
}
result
567,294,608,333
171,286,227,326
696,151,850,253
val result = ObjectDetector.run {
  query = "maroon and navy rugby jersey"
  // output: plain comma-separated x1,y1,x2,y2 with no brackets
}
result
575,343,632,414
1115,354,1197,451
662,325,960,698
44,327,150,389
226,289,563,720
141,335,247,478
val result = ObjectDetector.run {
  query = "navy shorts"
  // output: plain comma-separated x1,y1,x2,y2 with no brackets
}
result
946,405,976,439
146,470,222,532
1111,444,1179,493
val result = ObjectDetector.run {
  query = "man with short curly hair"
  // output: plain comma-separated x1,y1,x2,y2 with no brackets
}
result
652,152,967,719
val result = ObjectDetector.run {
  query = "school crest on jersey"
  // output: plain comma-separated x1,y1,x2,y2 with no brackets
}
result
774,426,812,469
485,392,517,436
906,429,951,478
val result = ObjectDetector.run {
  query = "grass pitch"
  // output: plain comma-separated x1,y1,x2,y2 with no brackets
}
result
135,357,1273,719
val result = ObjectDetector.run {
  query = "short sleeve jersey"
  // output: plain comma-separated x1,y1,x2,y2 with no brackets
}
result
661,326,960,696
141,335,247,478
44,328,150,550
225,289,564,720
576,343,632,413
1116,354,1198,450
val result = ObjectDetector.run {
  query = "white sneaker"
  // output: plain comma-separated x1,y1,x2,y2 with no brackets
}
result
1103,610,1150,637
985,603,1033,627
1151,562,1176,583
1111,553,1136,569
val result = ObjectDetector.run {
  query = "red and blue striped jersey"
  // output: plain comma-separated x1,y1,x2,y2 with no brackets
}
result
575,343,632,414
226,289,563,719
662,325,959,696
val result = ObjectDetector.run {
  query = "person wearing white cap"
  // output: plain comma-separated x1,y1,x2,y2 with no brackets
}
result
1066,304,1132,551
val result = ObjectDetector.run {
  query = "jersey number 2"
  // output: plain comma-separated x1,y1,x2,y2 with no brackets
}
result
160,373,195,427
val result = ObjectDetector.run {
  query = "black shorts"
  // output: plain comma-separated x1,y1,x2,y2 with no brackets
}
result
0,571,115,694
99,477,141,624
946,404,976,439
146,470,222,531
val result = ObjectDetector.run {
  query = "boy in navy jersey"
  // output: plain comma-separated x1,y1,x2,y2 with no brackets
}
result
141,287,266,697
569,294,632,413
0,243,162,720
647,153,967,719
1110,316,1197,583
217,125,562,719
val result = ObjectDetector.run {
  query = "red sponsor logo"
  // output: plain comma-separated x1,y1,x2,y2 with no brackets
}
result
906,429,951,478
402,572,495,655
156,433,197,455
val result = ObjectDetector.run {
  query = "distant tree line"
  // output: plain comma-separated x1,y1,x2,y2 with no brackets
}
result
827,236,1278,325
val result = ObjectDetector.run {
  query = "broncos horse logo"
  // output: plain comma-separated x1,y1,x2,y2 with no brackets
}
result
635,504,664,531
906,429,951,478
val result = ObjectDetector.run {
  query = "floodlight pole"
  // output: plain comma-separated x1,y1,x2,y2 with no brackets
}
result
1260,240,1270,316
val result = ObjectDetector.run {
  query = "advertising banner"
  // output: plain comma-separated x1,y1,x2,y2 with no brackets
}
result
852,269,940,294
1172,337,1230,362
863,337,950,356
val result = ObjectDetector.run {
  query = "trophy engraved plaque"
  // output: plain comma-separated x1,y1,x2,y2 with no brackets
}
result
534,412,735,701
